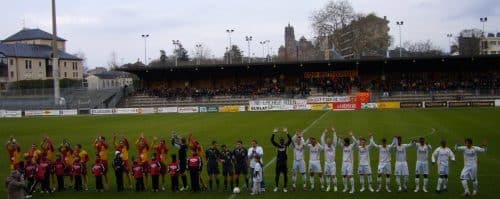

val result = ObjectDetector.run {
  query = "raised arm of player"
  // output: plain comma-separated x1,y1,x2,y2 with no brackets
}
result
332,127,338,148
271,128,279,147
350,131,358,147
389,136,397,148
370,135,381,149
320,128,327,146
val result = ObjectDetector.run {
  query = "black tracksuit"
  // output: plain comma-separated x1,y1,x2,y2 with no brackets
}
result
271,133,292,188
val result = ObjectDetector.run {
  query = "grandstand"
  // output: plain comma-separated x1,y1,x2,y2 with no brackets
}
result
119,55,500,107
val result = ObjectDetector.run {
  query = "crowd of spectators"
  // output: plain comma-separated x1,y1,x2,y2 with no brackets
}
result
368,72,498,94
312,77,360,95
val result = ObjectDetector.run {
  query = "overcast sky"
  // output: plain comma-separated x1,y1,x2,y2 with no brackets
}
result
1,0,499,67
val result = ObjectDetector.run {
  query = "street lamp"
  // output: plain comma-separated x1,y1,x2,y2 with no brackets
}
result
259,40,269,62
226,29,235,64
446,33,453,54
480,17,488,37
396,21,404,57
172,40,180,67
245,36,253,63
195,44,202,65
141,34,150,65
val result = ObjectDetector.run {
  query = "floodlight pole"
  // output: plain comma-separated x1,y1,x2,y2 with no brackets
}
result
51,0,60,105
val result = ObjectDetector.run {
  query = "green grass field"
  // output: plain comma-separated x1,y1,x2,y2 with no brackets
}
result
1,108,499,199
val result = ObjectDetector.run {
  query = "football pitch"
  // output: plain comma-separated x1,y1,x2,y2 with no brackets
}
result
1,108,499,199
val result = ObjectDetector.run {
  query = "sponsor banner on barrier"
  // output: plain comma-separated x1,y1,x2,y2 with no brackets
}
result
219,105,241,113
91,109,114,115
0,110,4,118
25,110,60,116
249,105,269,112
138,108,155,114
60,109,78,116
249,99,307,111
496,99,500,107
4,110,22,118
114,108,139,114
332,102,361,110
400,102,423,108
157,107,178,113
310,103,332,111
306,96,350,104
178,106,199,113
239,106,246,112
448,101,471,107
377,102,400,109
199,107,207,113
361,103,378,109
471,101,495,107
424,101,447,108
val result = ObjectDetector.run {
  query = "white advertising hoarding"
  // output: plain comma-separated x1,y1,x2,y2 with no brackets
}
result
157,107,178,113
114,108,139,114
249,99,310,111
307,96,350,103
91,109,114,115
178,106,199,113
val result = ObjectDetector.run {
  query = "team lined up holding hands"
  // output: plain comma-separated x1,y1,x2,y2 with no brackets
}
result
271,127,487,197
5,126,487,197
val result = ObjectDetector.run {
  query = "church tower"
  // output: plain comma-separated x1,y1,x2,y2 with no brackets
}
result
284,23,297,61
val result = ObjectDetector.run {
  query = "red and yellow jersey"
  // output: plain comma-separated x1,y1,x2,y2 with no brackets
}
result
95,141,109,161
118,146,129,161
6,144,21,165
139,147,149,164
188,134,205,158
77,150,89,164
28,149,42,161
60,147,74,165
41,140,55,162
154,143,169,164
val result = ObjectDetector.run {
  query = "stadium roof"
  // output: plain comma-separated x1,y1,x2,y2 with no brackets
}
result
92,71,135,79
2,28,66,42
0,43,81,60
119,55,500,74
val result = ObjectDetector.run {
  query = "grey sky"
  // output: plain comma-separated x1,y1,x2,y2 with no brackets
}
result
1,0,499,68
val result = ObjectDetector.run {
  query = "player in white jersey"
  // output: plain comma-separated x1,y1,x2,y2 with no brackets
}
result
455,138,487,197
371,135,396,192
291,130,307,191
339,131,357,194
357,135,375,192
431,139,455,193
414,137,431,192
306,137,324,191
320,127,338,192
394,136,415,192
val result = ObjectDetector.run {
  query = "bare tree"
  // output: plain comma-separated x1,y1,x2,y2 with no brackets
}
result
310,0,355,48
403,40,443,56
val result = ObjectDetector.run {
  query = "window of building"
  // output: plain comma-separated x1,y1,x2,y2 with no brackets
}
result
25,60,32,69
64,72,67,78
10,71,14,78
64,62,67,67
489,41,497,46
39,61,42,67
10,59,13,66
